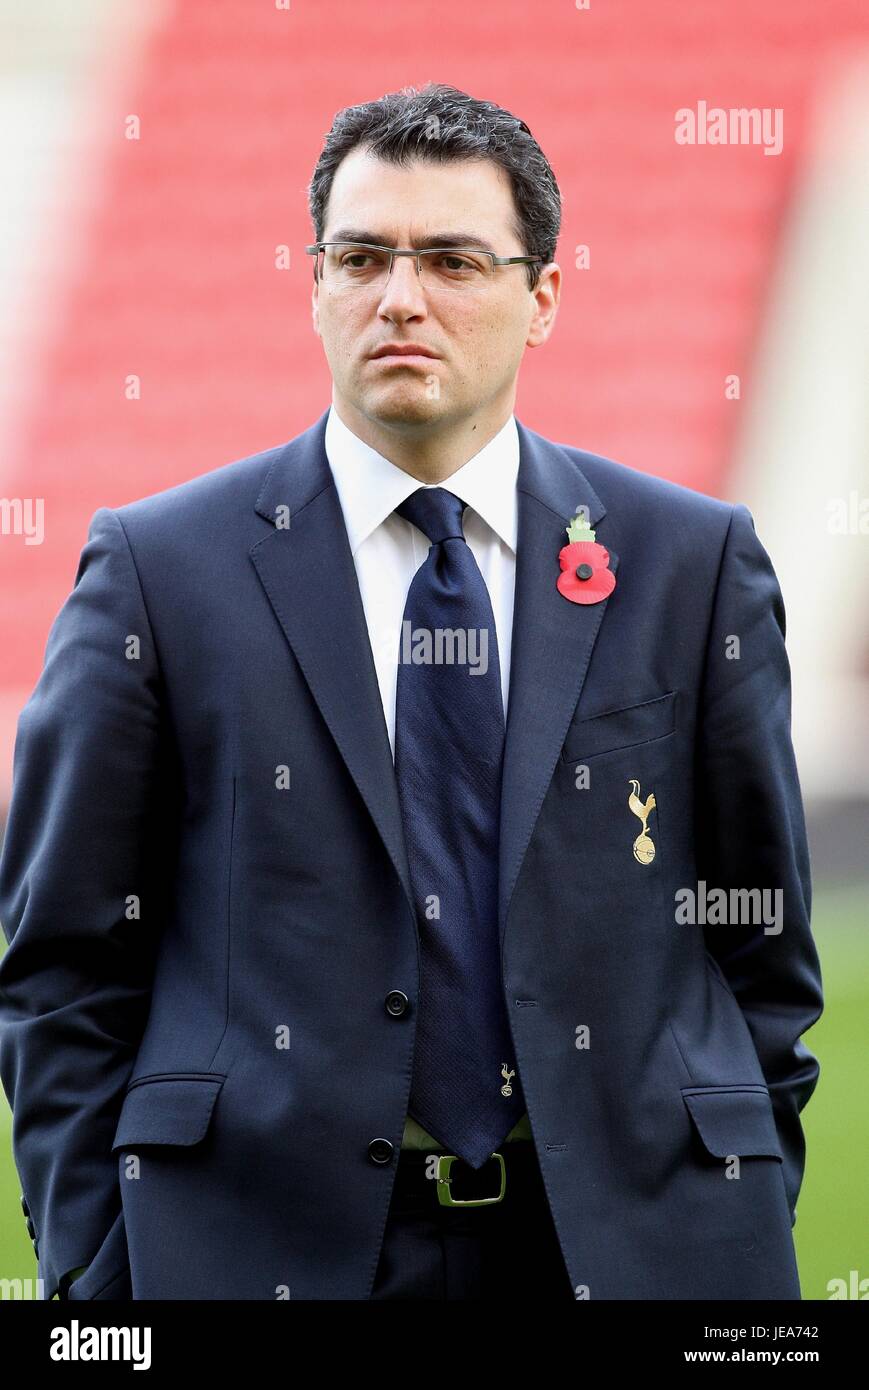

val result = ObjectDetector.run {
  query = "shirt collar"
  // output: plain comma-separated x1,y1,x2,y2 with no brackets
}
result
324,404,519,555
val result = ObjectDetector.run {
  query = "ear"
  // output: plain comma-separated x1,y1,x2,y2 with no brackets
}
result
527,262,561,349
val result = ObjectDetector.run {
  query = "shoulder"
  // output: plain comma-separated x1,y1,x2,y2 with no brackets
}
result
109,441,290,540
553,437,736,533
519,424,755,583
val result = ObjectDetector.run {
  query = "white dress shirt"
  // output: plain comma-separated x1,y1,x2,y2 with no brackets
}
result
324,403,531,1150
324,403,519,757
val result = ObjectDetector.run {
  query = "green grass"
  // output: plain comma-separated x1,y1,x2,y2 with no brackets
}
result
0,883,866,1299
0,1087,32,1293
793,883,868,1299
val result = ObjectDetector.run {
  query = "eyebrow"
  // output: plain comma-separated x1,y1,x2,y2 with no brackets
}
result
325,228,497,253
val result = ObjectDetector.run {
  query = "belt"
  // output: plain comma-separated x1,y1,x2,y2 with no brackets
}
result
391,1139,540,1208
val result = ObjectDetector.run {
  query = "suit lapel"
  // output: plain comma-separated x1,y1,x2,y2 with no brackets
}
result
249,409,414,911
499,420,619,944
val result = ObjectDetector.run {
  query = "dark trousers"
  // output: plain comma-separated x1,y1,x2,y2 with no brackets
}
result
370,1139,575,1301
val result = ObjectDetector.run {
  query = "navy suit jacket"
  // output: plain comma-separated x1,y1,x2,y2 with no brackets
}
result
0,407,823,1300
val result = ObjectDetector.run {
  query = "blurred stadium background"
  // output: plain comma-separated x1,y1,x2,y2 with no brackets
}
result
0,0,866,1299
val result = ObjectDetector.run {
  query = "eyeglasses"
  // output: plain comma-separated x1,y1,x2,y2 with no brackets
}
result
305,241,542,291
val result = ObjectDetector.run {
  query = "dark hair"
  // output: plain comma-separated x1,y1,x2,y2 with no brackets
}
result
307,83,560,290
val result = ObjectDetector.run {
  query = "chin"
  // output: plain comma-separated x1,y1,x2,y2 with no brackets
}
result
365,388,444,427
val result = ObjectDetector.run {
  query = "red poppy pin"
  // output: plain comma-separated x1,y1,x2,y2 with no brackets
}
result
556,510,616,605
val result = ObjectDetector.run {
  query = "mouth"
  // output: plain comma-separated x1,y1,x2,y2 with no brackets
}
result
369,346,440,365
369,353,439,368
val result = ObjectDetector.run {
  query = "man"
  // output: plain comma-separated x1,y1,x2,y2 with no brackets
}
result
0,84,822,1301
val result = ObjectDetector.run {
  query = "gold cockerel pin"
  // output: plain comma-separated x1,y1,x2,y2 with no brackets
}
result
628,779,656,864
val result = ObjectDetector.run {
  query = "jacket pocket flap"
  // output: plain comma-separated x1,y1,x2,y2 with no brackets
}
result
561,691,676,762
681,1085,783,1160
111,1073,226,1151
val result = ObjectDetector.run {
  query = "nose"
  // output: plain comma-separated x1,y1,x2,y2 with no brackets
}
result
376,253,428,322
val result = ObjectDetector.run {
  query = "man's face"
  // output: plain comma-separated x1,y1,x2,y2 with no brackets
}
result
311,146,559,434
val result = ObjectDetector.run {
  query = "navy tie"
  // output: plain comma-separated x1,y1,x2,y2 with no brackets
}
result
393,486,525,1169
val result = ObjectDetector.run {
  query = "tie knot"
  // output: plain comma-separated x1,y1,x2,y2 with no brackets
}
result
395,487,466,545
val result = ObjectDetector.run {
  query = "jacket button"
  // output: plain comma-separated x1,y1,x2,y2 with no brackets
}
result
368,1138,394,1165
385,990,409,1017
31,1237,39,1256
20,1193,29,1219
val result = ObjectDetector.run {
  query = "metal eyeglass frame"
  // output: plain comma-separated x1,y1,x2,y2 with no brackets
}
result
305,241,543,283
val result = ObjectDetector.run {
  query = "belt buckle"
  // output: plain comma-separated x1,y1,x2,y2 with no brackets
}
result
435,1152,506,1207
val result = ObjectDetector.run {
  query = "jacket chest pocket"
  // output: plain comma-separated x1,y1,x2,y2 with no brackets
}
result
560,690,676,763
556,692,676,882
